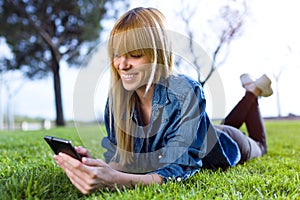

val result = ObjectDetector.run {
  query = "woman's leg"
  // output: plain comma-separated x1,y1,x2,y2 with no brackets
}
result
222,92,257,129
214,124,263,163
244,96,267,154
219,92,268,162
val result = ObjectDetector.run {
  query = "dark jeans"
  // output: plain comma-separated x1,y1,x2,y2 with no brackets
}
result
215,92,267,163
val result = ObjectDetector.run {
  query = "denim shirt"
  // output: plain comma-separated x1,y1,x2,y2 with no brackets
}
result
102,74,241,182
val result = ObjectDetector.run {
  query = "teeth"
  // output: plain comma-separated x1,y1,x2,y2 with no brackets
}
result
122,74,135,79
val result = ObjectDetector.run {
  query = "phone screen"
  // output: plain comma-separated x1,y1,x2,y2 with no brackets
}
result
44,136,82,161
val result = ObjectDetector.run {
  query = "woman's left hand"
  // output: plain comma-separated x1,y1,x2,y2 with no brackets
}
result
54,153,119,194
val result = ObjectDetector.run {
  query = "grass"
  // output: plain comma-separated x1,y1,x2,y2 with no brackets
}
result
0,120,299,199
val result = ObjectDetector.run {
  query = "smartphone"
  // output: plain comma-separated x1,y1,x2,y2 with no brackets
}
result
44,135,82,161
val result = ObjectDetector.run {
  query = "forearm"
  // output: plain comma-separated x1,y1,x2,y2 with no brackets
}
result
113,171,162,188
108,162,162,187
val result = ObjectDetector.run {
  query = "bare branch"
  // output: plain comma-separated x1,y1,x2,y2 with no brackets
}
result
175,0,247,85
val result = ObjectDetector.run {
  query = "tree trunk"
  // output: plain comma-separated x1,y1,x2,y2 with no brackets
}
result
0,74,3,130
6,95,15,130
53,63,65,126
275,80,282,118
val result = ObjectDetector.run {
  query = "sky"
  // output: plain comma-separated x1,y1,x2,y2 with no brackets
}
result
1,0,300,122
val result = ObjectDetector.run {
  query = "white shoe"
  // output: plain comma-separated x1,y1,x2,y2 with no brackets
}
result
240,73,254,87
255,74,273,97
240,73,273,97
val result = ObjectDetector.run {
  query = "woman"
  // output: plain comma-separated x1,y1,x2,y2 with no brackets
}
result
54,7,272,194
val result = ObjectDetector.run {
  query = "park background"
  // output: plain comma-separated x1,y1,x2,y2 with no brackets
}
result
1,0,300,129
0,1,299,199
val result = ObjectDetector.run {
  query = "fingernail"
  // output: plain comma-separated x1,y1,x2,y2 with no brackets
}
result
82,157,87,163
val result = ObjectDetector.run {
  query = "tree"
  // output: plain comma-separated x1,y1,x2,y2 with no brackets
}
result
1,71,24,130
177,0,247,86
271,45,292,118
272,67,283,118
0,0,124,126
0,73,3,130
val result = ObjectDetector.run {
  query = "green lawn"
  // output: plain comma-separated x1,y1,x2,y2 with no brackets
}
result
0,120,299,199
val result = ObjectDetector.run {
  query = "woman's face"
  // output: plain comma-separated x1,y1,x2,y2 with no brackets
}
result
113,50,152,91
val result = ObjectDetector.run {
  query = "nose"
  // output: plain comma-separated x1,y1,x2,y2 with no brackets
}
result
118,55,130,70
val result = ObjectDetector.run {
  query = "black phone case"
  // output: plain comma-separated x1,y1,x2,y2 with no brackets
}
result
44,136,82,161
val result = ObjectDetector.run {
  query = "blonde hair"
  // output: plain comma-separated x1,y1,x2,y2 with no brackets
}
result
108,7,173,165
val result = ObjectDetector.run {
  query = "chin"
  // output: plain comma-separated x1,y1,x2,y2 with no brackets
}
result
122,83,138,91
122,79,144,92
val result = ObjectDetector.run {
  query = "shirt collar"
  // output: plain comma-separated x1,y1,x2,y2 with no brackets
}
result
130,77,171,122
152,77,170,107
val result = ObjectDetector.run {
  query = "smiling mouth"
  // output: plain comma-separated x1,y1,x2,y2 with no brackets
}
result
122,73,138,80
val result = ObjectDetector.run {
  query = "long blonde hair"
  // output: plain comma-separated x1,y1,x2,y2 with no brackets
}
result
108,7,173,165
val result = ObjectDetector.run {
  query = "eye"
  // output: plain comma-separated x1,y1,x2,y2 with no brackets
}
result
130,54,143,58
128,50,144,58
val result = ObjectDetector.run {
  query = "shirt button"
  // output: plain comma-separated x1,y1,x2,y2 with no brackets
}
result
158,155,162,159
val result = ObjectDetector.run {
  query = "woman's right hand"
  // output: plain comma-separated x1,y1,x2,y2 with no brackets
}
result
54,153,162,194
75,146,92,158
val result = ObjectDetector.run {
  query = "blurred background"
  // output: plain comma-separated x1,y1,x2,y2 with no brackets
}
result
1,0,299,130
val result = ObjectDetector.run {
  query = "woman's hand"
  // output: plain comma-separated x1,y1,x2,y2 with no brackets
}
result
54,153,119,194
54,153,162,194
75,146,92,158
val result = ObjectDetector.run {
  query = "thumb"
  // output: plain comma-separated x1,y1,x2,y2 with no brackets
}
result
82,157,107,167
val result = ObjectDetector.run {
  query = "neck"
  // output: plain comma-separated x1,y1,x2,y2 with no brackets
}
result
135,85,154,125
135,85,154,107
